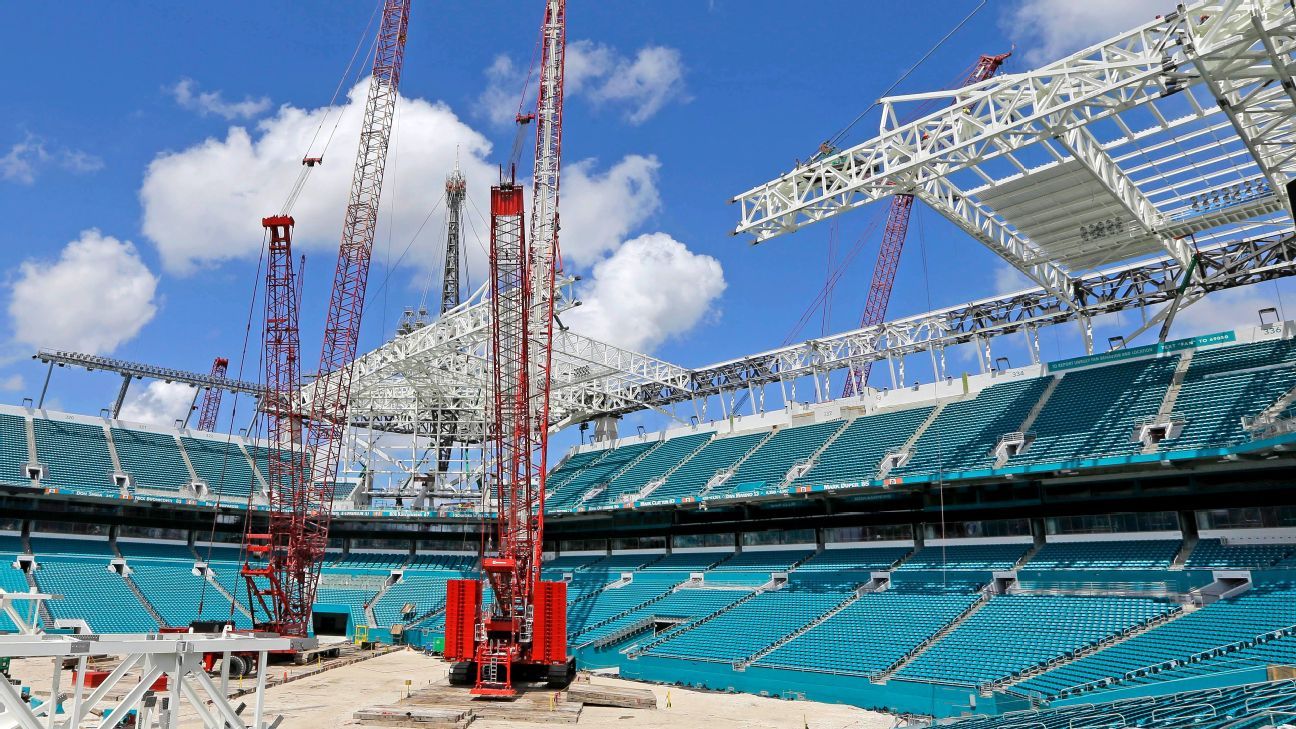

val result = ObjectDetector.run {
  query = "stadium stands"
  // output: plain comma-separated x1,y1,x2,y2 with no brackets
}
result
180,436,258,498
1186,538,1294,569
574,587,751,647
1026,540,1180,570
713,420,843,496
1165,338,1296,450
586,432,711,507
0,414,30,487
949,678,1296,729
546,440,659,510
644,587,847,663
110,428,191,492
792,407,933,488
757,590,978,676
895,594,1178,686
32,418,116,495
1011,357,1177,465
897,543,1029,572
648,432,766,502
895,377,1052,475
1017,585,1296,698
34,557,157,633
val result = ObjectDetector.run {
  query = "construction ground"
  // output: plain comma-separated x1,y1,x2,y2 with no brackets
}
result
8,648,894,729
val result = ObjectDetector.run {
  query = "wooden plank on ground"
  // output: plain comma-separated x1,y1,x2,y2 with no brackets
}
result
353,705,472,728
567,683,658,709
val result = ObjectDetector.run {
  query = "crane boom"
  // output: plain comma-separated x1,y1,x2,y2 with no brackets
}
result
195,356,229,432
444,0,572,697
242,0,410,639
843,53,1009,395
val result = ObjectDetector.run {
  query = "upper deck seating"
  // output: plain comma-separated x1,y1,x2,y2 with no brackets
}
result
647,432,767,502
791,407,934,488
1026,540,1180,570
32,418,115,494
585,432,712,508
1011,357,1177,465
712,421,844,496
895,377,1052,476
111,428,191,492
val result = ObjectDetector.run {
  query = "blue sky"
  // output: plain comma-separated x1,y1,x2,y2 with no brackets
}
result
1,0,1290,445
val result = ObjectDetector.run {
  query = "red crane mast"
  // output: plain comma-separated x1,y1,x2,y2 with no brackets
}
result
444,0,572,696
241,0,411,639
843,52,1009,396
195,357,229,432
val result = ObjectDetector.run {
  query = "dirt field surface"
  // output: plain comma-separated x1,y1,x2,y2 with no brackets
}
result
272,650,895,729
282,651,895,729
8,648,897,728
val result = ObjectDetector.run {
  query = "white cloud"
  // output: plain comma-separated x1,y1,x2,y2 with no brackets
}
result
475,55,524,127
577,43,688,124
992,264,1033,295
1007,0,1176,65
476,40,686,127
1171,282,1295,338
171,78,271,121
141,83,497,275
559,155,661,267
119,381,196,427
0,374,23,392
8,230,159,354
566,233,725,353
1,134,103,185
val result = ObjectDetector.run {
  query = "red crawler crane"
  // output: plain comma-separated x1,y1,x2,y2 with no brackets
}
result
195,357,229,432
241,0,411,639
444,0,573,696
843,52,1010,396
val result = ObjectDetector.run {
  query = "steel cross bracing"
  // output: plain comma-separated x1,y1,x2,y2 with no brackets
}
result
32,231,1296,439
585,229,1296,417
842,53,1010,398
733,0,1296,301
339,228,1295,436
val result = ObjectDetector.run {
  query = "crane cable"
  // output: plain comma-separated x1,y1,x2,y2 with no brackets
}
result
281,0,385,215
194,230,267,621
814,0,988,160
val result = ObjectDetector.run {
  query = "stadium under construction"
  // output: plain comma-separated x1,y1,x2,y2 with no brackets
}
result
11,0,1296,727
